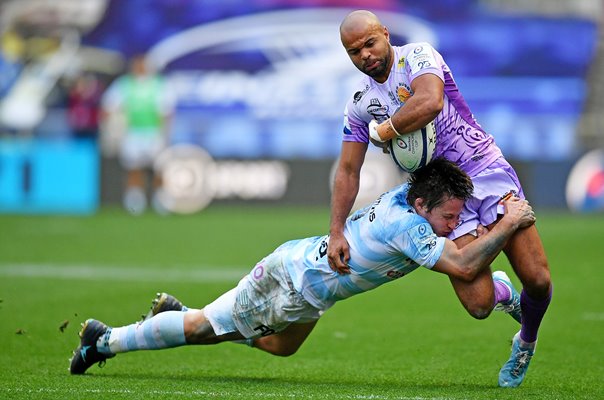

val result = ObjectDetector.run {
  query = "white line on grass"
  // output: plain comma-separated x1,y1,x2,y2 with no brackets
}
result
0,263,249,283
2,387,453,400
582,312,604,321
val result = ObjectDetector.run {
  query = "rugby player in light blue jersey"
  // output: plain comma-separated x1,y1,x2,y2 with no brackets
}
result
330,10,553,387
70,159,535,377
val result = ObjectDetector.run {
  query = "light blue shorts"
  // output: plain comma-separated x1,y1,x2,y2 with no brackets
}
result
449,157,525,240
204,251,322,339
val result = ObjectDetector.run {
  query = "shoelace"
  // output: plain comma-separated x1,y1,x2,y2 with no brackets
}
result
510,350,532,376
494,302,518,313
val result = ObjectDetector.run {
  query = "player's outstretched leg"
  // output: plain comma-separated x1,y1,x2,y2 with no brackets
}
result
69,319,115,375
498,331,536,387
141,292,188,321
492,271,521,323
70,311,189,374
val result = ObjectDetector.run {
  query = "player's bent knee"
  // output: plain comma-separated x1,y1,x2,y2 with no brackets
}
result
265,342,300,357
255,336,302,357
524,268,552,298
270,347,299,357
458,293,493,320
466,305,492,320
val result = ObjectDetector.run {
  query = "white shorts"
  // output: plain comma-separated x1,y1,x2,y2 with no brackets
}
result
204,251,322,338
119,132,165,170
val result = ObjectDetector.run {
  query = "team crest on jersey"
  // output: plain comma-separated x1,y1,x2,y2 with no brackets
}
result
397,84,412,102
367,98,389,120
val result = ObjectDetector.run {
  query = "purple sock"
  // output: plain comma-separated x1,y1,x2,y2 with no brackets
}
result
520,286,553,343
493,279,511,307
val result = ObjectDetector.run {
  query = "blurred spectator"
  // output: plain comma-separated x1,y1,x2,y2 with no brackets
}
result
67,72,104,140
101,54,175,215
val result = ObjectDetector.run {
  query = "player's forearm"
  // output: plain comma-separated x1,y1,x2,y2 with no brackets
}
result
329,172,359,235
455,219,516,280
392,94,441,133
372,95,441,142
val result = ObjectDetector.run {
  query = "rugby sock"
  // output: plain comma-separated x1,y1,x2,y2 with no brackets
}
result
493,278,512,306
519,286,553,343
97,311,186,354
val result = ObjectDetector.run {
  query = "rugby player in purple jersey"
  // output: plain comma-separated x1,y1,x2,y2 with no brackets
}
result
329,10,552,388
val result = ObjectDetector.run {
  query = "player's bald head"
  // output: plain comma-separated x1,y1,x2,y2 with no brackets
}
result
339,10,392,82
339,10,383,40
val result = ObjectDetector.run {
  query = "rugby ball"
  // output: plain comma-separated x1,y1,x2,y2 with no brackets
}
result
388,120,436,172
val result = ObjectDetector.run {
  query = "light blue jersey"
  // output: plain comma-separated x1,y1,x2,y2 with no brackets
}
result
281,184,446,310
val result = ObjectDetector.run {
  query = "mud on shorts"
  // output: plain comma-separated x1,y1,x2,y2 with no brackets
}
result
449,157,525,241
204,251,322,339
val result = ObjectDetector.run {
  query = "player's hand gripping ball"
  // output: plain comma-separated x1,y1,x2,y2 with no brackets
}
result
388,120,436,172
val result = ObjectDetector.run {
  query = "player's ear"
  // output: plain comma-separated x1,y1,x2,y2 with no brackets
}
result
414,198,428,216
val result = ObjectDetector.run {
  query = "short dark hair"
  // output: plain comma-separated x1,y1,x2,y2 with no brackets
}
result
406,158,473,212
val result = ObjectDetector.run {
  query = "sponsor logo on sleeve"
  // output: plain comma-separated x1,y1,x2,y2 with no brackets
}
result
408,45,437,75
418,224,426,235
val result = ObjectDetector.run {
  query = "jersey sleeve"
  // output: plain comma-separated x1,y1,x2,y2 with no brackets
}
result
342,102,369,143
406,43,445,83
396,219,445,269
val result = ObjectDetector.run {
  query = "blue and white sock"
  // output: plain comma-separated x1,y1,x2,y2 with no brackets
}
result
97,311,186,354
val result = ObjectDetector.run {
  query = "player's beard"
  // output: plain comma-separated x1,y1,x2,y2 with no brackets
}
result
364,46,392,80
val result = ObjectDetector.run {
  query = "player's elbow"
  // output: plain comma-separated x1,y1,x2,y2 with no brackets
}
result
424,96,443,119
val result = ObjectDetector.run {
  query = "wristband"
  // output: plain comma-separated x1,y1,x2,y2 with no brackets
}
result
368,120,385,143
388,118,402,137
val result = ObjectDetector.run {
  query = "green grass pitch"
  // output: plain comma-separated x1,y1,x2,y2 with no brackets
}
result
0,206,603,399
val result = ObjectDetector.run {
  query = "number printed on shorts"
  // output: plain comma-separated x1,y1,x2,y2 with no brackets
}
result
253,324,276,336
315,238,328,261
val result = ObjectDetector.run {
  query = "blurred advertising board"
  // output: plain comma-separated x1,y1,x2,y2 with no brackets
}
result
0,139,99,214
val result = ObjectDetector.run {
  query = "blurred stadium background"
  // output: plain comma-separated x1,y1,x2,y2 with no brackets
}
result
0,0,603,215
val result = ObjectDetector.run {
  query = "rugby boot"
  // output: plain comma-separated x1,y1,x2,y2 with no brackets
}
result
69,319,115,374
